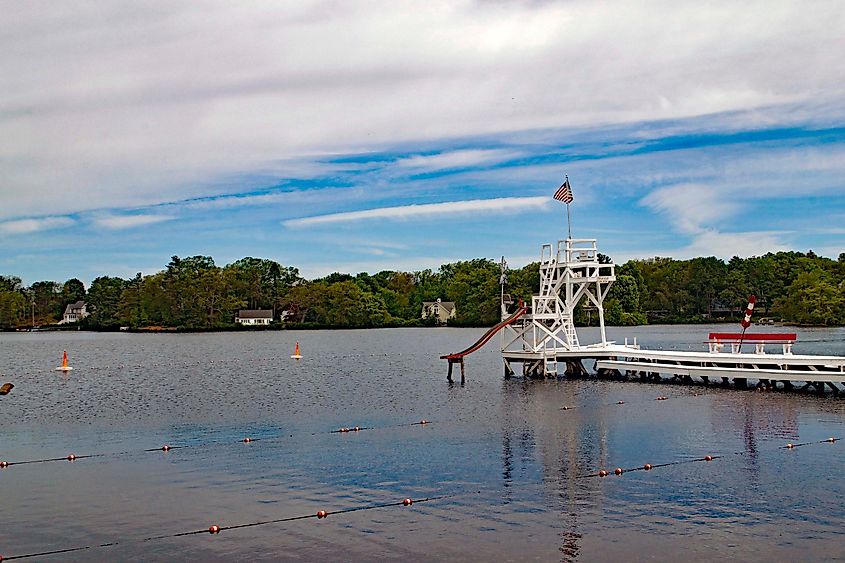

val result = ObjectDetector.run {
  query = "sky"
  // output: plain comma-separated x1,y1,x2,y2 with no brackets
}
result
2,1,845,285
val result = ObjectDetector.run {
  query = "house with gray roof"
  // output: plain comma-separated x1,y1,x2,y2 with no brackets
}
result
235,309,274,325
59,300,89,324
421,298,456,326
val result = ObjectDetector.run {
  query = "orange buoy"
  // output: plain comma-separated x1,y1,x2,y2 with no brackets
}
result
161,445,171,452
616,401,625,405
339,427,349,433
353,426,360,432
403,498,413,506
55,351,74,371
243,437,252,443
828,437,836,443
290,342,302,360
786,443,794,449
599,470,608,477
644,463,652,471
0,461,8,468
316,510,327,519
614,467,623,475
67,454,76,461
704,455,713,462
419,420,428,425
208,524,220,534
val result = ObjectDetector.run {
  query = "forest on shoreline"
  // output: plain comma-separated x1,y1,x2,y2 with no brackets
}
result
1,249,844,331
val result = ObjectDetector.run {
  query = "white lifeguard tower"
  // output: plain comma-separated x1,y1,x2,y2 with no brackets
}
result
500,238,616,377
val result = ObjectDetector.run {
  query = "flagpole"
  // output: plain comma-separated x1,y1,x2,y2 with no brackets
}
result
566,203,571,240
565,175,572,240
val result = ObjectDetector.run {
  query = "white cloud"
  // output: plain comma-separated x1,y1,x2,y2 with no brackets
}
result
2,1,844,220
676,229,790,259
393,149,521,171
283,196,551,228
0,216,75,234
93,214,175,230
641,183,741,235
179,186,362,211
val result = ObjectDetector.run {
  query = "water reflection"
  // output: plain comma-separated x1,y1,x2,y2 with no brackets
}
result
1,328,844,561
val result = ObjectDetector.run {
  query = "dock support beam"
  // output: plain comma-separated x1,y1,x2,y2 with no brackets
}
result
447,358,465,383
503,359,514,379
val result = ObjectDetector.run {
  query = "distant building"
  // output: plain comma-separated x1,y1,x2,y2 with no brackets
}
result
59,300,89,324
422,299,456,326
235,309,274,325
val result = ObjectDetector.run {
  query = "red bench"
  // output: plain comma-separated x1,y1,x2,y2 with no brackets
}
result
706,332,797,354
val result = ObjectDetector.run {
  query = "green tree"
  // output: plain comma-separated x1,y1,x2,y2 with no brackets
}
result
774,270,844,325
0,275,27,329
85,276,128,328
61,278,86,305
29,280,62,323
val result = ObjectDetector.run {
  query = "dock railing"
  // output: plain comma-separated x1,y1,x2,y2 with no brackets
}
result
706,332,796,355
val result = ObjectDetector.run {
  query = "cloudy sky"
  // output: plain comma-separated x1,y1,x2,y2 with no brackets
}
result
2,1,844,284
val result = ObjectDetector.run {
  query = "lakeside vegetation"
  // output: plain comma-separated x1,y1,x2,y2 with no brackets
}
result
1,250,844,331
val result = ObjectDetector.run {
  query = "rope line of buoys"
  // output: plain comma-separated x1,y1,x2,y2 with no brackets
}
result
0,492,467,561
782,437,837,449
559,393,690,412
0,420,433,470
1,434,840,559
586,436,839,479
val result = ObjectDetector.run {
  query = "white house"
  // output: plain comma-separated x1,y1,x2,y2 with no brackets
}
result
59,300,89,324
236,309,274,325
421,298,457,326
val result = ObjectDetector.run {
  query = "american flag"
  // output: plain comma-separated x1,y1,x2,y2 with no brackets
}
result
553,178,573,203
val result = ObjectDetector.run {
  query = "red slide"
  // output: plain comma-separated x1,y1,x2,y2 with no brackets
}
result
441,303,528,360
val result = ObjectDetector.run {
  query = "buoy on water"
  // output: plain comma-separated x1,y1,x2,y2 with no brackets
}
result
55,351,73,371
291,341,302,360
0,383,13,395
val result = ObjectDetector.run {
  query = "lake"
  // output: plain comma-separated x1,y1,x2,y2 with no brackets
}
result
1,325,844,561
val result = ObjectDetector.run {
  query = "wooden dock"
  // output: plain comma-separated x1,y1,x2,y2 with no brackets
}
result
502,343,845,395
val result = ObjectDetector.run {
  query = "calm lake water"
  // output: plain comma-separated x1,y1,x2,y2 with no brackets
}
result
1,325,844,561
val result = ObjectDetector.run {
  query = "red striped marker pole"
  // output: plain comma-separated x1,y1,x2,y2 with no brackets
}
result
738,295,756,349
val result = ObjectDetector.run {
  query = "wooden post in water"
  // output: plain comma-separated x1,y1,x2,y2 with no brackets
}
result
460,358,465,384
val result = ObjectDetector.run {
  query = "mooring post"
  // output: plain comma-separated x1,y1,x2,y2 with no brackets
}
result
460,358,465,383
447,360,453,382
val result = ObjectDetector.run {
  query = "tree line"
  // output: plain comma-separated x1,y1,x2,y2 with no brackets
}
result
1,250,844,330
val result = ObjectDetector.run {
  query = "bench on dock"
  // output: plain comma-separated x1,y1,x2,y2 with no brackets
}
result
706,332,797,355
